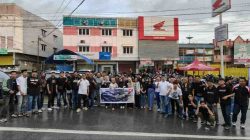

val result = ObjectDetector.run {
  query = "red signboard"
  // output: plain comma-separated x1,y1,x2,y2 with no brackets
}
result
138,16,179,41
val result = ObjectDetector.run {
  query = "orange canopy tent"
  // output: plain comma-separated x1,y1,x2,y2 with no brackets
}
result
178,59,220,71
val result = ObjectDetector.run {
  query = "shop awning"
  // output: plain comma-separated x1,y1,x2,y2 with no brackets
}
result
45,49,94,65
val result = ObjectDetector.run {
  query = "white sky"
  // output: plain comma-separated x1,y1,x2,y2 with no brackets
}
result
2,0,250,43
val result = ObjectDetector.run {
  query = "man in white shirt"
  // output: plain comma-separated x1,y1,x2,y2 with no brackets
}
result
158,76,172,117
16,69,28,117
77,74,90,112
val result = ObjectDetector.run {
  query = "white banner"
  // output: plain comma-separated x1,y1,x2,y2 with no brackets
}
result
100,88,135,104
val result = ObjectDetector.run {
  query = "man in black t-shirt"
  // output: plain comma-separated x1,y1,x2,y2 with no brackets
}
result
27,70,40,116
196,101,215,126
47,72,57,111
217,78,233,130
71,71,80,110
56,71,67,108
191,76,206,105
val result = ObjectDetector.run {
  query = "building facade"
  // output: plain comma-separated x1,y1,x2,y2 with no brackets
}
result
63,16,179,73
0,3,62,71
178,43,214,65
63,16,139,73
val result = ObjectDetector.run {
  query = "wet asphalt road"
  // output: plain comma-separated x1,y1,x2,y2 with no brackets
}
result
0,107,250,140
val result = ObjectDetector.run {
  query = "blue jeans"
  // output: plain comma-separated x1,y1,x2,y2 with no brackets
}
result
147,88,155,110
72,89,78,109
57,91,67,107
140,94,146,107
28,95,38,112
195,96,204,105
17,95,28,114
160,96,171,114
221,103,231,126
89,90,96,108
37,92,44,110
155,92,160,109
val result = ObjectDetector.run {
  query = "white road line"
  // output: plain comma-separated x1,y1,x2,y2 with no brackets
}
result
0,126,249,140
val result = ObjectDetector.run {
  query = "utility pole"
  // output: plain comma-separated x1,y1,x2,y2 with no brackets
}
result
219,14,225,78
37,37,40,69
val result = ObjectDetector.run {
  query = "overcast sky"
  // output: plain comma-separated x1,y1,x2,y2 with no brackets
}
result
1,0,250,43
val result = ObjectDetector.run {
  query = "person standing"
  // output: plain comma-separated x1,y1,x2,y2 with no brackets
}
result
47,72,57,111
109,77,119,111
27,70,40,116
87,73,97,109
127,77,134,109
71,71,80,110
65,72,73,109
16,69,28,117
77,74,90,112
56,71,67,108
180,77,191,119
217,78,234,130
232,77,250,129
154,76,161,112
95,73,103,107
158,77,172,117
147,78,155,111
3,71,18,118
169,80,183,118
134,77,141,109
38,73,46,113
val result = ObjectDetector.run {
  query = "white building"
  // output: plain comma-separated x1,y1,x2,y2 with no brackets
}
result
0,3,63,71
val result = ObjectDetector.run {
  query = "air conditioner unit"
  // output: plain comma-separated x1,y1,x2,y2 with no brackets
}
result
80,40,85,44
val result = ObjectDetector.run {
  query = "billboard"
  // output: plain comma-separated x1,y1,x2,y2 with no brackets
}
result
99,52,111,60
234,43,250,64
138,16,179,41
212,0,231,17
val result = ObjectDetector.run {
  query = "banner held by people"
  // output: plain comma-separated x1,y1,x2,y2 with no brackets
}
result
100,88,135,104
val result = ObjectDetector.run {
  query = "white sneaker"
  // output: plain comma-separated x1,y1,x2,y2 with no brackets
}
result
41,108,46,111
84,107,88,111
47,108,52,111
76,108,81,113
240,124,245,129
232,122,236,127
105,106,108,109
112,108,115,111
120,106,123,109
38,110,43,113
157,109,161,112
0,119,7,123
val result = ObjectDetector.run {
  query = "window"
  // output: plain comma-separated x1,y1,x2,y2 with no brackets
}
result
102,46,112,53
102,29,112,36
79,46,89,52
79,28,89,35
41,29,47,37
123,46,133,54
41,44,46,51
123,29,133,36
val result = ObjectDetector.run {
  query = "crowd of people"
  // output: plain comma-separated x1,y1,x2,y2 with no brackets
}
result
0,69,249,131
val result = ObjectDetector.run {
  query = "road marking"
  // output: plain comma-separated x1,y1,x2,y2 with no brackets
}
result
0,126,249,140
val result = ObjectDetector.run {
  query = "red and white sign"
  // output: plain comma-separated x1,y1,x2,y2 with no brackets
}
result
212,0,231,17
138,16,179,41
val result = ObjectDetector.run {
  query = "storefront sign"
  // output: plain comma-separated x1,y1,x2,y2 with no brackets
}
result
215,24,228,42
53,55,77,61
99,52,111,60
78,52,99,60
